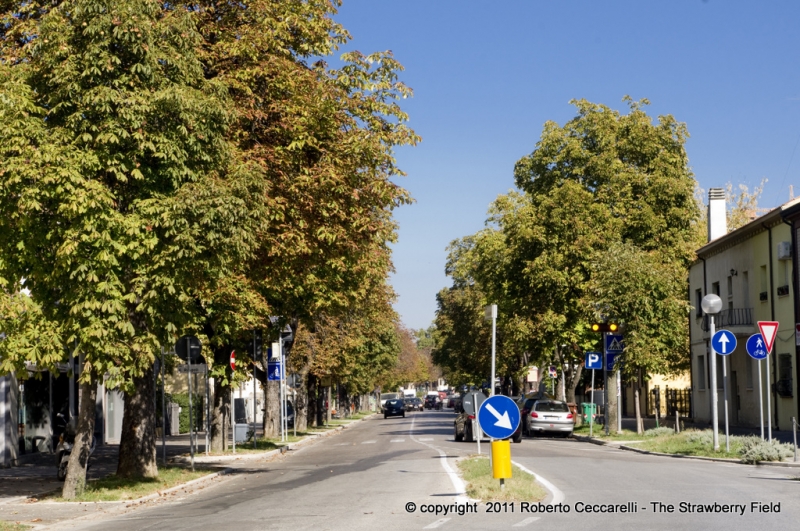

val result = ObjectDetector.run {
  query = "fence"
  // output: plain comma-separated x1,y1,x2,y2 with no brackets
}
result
646,385,691,418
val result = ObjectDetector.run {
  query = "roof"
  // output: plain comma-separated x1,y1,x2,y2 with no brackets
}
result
695,196,800,259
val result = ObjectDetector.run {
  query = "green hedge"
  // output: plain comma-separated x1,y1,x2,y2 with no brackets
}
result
170,393,205,434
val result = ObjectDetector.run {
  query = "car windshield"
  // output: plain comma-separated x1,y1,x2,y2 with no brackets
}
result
534,401,569,412
386,400,403,406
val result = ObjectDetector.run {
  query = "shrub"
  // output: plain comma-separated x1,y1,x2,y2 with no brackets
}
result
739,437,794,463
644,427,676,437
170,393,205,434
685,430,714,445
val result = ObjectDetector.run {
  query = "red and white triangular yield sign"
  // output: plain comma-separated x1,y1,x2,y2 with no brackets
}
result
230,350,236,371
757,321,779,353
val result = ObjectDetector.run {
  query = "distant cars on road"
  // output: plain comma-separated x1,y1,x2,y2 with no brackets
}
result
404,397,423,412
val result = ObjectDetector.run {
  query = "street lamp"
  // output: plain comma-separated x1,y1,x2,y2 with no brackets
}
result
701,294,722,451
484,305,497,396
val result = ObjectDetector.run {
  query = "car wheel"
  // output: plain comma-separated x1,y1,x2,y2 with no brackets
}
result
513,430,522,443
454,424,463,442
402,412,405,418
465,423,474,443
384,414,387,419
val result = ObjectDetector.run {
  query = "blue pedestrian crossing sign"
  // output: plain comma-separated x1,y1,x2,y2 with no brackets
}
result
585,351,602,370
711,330,736,356
746,334,768,360
477,395,520,440
605,334,624,353
267,361,283,381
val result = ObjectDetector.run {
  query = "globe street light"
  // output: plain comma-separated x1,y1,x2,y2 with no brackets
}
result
701,294,722,451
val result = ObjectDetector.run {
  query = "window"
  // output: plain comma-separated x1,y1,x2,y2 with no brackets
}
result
712,281,720,296
746,356,753,390
698,355,706,391
534,401,569,412
742,271,750,308
759,265,768,302
777,354,793,398
695,289,703,318
727,275,733,310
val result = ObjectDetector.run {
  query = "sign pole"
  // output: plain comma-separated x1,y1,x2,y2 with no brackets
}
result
603,332,609,436
253,330,257,450
590,369,595,438
161,347,166,466
205,365,210,456
722,355,730,452
708,317,720,452
187,337,194,472
232,386,236,454
766,352,772,442
616,367,621,434
758,360,764,439
490,306,497,397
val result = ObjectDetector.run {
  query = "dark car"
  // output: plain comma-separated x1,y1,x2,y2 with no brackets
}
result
424,396,438,410
383,399,406,419
404,397,423,412
454,396,521,443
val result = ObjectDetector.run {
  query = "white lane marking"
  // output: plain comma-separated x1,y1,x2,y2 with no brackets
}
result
418,437,434,441
423,518,451,529
513,516,540,527
409,415,468,504
390,439,405,443
512,460,565,505
334,443,349,446
362,440,377,444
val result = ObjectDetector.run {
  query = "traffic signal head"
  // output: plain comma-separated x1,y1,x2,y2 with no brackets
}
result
591,323,618,332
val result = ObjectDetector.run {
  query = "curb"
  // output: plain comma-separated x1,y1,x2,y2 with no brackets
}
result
124,467,234,506
573,434,800,468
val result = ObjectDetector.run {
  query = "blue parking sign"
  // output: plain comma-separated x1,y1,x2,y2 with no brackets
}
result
585,351,602,370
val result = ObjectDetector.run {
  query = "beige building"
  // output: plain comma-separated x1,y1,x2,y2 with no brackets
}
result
689,190,799,430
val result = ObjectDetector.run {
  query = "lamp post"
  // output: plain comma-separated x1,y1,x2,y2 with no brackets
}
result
701,294,722,452
484,305,497,397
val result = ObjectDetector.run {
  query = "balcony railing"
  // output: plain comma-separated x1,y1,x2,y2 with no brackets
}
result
700,307,753,332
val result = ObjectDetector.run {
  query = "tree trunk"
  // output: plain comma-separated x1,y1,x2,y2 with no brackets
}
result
210,376,229,452
62,373,97,499
264,380,280,438
606,369,619,434
325,386,331,424
307,374,318,428
117,366,157,478
634,387,643,435
294,369,309,432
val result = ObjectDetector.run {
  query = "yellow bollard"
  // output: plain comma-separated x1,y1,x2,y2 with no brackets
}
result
491,440,512,479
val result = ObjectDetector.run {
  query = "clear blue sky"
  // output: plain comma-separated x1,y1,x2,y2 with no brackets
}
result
333,0,800,331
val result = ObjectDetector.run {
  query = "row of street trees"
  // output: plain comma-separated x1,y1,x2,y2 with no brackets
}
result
0,0,418,497
433,97,703,430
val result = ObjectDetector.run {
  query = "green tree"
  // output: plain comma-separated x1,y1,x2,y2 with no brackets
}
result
0,0,248,493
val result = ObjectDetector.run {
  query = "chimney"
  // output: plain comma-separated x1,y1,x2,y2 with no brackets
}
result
708,187,727,242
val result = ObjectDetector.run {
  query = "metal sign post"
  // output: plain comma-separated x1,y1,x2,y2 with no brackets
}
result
584,352,602,438
484,305,497,397
161,347,166,466
746,334,767,439
205,364,210,456
187,337,194,471
701,294,723,452
603,332,609,436
711,329,736,452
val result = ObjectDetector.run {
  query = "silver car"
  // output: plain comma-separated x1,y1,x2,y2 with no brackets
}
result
526,400,573,437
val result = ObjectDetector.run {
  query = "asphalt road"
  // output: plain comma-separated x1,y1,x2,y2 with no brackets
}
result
40,410,800,531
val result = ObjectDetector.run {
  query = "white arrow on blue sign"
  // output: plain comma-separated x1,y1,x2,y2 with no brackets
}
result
746,334,768,360
711,330,737,356
477,395,521,440
585,351,602,370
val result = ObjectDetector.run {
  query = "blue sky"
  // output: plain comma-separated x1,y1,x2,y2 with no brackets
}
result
333,0,800,331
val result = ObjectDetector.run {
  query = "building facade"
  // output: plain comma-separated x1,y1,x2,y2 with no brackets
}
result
689,192,799,430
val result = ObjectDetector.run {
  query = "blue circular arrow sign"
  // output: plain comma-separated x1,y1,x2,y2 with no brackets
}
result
477,395,520,440
746,334,768,360
711,330,737,356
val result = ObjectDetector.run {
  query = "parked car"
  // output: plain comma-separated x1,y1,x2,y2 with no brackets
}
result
524,399,574,437
454,396,521,443
404,397,423,412
383,399,406,419
424,395,439,410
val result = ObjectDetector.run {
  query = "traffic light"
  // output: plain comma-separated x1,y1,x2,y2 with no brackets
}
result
591,322,619,333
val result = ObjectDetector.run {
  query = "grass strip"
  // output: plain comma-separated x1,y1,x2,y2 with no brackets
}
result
457,455,547,502
572,424,646,440
47,466,214,502
0,522,31,531
628,431,743,459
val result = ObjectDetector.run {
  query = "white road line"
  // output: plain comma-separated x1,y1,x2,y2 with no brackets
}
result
423,518,451,529
390,439,405,443
417,437,434,441
361,440,377,444
512,460,565,505
512,516,540,527
409,415,468,504
334,443,349,446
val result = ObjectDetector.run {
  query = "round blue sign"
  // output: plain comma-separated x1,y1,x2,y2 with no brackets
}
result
711,330,737,356
746,334,768,360
477,395,520,440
